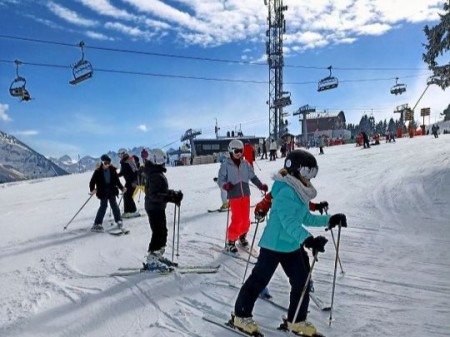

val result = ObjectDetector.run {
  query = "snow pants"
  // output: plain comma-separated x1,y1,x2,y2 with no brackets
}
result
146,209,168,252
227,196,250,241
94,194,121,225
123,184,137,213
234,247,311,322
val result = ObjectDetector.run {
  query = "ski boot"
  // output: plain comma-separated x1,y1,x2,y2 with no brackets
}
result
142,250,174,273
225,240,238,253
90,224,104,232
278,317,324,337
239,233,249,247
228,312,264,337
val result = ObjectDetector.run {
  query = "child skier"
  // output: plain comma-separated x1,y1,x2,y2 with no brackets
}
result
142,149,183,272
231,149,347,336
117,148,140,218
89,154,125,232
218,139,268,253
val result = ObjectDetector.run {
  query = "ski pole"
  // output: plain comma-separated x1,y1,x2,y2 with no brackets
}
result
171,203,177,262
224,203,230,248
290,250,319,333
328,224,342,326
64,194,94,230
325,210,344,274
330,228,345,274
176,204,181,257
242,218,261,284
253,160,262,171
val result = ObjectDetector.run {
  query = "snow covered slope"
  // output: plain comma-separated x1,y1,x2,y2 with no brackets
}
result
1,135,449,337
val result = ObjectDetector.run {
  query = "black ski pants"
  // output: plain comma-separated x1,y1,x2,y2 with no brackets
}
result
94,194,121,225
123,184,137,213
235,247,311,322
146,209,168,252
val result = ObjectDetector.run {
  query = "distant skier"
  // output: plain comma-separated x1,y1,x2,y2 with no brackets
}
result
118,148,140,218
142,149,183,272
432,124,439,138
231,149,347,336
89,154,125,232
260,139,268,160
361,132,371,148
218,139,268,253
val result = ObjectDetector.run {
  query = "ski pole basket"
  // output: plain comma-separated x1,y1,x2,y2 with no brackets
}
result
69,41,93,85
9,60,31,101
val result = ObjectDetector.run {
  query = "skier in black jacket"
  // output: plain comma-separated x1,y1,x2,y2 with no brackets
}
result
89,154,125,232
118,148,140,218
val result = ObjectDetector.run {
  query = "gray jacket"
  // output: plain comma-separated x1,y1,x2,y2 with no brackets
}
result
218,157,263,199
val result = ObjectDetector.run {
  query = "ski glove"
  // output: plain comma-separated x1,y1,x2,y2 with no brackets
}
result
311,201,329,215
303,235,328,256
254,193,272,220
223,182,234,191
259,184,269,192
328,213,347,230
165,189,184,206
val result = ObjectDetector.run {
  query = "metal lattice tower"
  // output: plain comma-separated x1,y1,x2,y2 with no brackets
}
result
265,0,290,140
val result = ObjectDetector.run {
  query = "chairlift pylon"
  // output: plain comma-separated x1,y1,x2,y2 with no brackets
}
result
9,60,31,102
390,77,406,95
69,41,93,85
317,66,339,92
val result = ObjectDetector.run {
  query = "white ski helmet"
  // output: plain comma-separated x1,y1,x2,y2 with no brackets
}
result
148,148,166,165
228,139,244,153
117,148,128,157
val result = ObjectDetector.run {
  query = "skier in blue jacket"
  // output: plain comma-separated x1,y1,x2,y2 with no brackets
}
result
231,149,347,336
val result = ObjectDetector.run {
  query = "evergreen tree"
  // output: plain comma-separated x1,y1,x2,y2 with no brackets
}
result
423,1,450,90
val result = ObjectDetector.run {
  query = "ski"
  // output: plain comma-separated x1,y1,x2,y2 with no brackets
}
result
203,314,264,337
237,244,259,259
208,208,228,213
116,264,220,275
273,318,326,337
109,228,130,236
309,293,331,311
210,246,257,265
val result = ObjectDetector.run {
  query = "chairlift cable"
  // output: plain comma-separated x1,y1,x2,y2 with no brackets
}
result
0,34,430,72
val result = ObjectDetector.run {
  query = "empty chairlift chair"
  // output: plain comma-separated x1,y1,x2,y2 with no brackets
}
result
9,60,31,102
317,66,339,92
69,41,93,85
390,77,407,95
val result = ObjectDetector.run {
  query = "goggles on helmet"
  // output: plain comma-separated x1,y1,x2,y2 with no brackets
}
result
298,166,318,179
232,148,243,154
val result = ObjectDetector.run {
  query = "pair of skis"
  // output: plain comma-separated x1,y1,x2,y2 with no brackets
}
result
109,262,220,277
203,314,326,337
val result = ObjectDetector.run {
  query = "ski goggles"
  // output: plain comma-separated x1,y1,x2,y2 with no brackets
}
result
298,166,318,179
232,148,243,154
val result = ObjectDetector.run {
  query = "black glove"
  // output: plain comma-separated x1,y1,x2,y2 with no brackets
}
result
314,201,329,214
165,189,183,206
303,235,328,256
328,213,347,230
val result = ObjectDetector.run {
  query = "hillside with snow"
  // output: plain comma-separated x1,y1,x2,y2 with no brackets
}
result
1,135,449,337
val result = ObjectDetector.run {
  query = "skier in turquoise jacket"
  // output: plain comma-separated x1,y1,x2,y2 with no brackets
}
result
231,149,347,337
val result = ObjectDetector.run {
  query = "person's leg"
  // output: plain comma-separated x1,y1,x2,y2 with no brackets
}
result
94,198,108,225
147,209,168,252
280,248,310,322
235,248,280,317
109,195,122,223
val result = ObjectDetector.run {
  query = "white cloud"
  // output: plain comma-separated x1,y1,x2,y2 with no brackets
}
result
104,22,155,39
85,30,114,41
77,0,136,20
0,103,12,122
14,129,39,136
47,1,98,27
137,124,147,132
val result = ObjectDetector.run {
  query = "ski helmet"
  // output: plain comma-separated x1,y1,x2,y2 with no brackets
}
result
100,154,111,163
117,148,128,158
284,149,318,179
148,148,166,165
228,139,244,154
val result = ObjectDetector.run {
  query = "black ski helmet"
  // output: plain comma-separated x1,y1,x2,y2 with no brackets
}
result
284,149,318,179
100,154,111,163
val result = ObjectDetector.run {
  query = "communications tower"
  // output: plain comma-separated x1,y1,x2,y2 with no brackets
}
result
265,0,291,140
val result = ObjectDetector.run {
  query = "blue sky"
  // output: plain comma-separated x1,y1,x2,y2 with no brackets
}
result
0,0,448,159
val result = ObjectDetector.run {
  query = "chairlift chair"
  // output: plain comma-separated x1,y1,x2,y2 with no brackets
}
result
9,60,31,102
318,66,338,92
390,77,406,95
69,41,93,85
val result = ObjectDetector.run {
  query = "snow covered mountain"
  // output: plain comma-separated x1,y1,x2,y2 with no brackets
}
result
0,130,69,183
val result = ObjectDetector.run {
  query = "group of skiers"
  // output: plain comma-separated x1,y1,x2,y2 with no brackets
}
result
88,139,348,337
